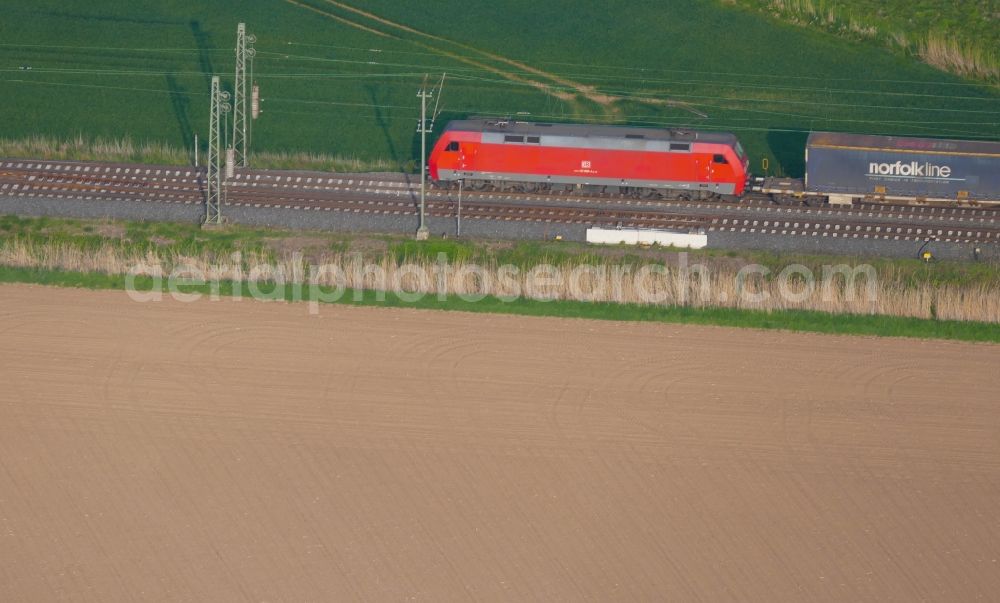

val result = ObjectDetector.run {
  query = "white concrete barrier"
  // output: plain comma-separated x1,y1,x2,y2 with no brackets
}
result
586,227,708,249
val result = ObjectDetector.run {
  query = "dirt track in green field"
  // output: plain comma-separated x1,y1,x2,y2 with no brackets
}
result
288,0,706,120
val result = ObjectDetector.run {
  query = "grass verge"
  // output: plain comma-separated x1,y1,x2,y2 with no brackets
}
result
1,265,997,343
0,135,402,173
2,215,998,323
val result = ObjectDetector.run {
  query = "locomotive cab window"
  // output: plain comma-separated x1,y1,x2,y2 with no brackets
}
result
445,141,459,152
713,154,728,164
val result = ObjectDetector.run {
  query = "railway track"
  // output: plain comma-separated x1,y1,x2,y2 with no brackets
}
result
7,161,997,230
2,159,999,245
0,173,715,231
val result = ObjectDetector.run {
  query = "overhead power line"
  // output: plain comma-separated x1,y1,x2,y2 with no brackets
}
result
2,77,996,136
279,41,1000,89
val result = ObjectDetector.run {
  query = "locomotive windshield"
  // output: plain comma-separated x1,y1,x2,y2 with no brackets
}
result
735,142,746,159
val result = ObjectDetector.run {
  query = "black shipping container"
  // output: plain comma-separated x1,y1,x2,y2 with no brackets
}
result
806,132,1000,202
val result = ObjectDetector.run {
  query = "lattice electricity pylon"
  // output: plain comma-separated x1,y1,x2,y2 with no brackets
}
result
206,76,231,225
232,23,256,168
415,77,433,239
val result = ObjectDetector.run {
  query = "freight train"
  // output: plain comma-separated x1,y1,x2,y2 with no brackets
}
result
427,119,1000,206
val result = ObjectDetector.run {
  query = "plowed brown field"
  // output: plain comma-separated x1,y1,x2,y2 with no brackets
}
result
1,284,998,601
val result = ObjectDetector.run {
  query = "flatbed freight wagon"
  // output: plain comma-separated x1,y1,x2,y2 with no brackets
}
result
759,132,1000,206
807,132,1000,204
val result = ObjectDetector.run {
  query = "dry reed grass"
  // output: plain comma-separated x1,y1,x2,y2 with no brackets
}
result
760,0,999,81
2,237,996,323
0,135,399,173
918,34,1000,81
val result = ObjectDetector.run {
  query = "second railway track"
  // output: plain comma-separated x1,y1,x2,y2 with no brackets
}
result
2,158,999,245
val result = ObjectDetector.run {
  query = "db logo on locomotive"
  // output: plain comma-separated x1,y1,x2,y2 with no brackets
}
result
576,160,597,175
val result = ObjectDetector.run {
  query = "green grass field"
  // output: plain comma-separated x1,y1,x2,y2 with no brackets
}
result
1,0,998,176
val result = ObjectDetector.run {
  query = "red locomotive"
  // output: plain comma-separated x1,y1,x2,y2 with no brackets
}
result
429,119,750,199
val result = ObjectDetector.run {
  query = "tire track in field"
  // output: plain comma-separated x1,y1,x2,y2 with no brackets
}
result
286,0,706,118
318,0,602,107
284,0,391,38
283,0,584,112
